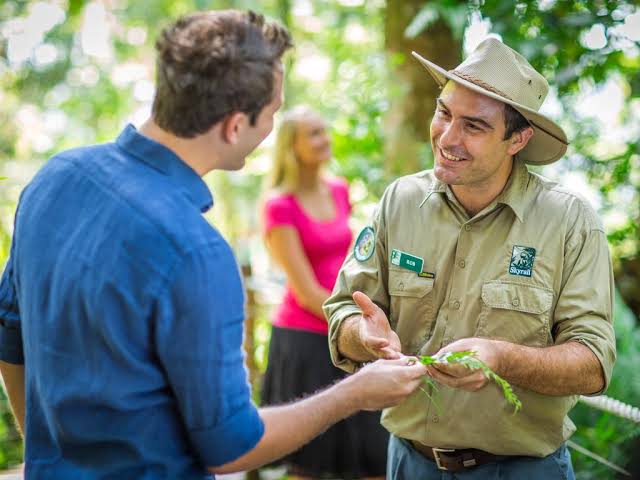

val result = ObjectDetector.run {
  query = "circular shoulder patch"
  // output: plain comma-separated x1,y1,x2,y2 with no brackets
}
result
354,226,375,262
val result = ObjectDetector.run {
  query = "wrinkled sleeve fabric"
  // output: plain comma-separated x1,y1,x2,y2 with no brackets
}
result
324,186,392,373
553,200,616,394
263,195,295,235
0,248,23,365
154,237,264,467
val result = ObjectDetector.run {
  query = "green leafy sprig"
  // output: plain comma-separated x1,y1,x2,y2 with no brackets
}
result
419,350,522,413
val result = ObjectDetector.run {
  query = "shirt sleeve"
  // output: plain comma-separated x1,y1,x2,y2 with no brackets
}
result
154,237,264,467
0,247,23,365
262,194,295,234
323,184,392,373
552,202,616,394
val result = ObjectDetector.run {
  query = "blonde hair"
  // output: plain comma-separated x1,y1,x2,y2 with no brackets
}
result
266,105,319,192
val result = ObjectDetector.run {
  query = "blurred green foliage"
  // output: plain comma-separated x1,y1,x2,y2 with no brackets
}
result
570,291,640,478
0,198,19,470
0,387,22,470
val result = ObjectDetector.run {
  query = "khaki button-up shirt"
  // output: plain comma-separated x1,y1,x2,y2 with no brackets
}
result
324,159,616,457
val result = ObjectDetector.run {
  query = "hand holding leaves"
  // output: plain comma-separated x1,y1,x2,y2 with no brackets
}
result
420,349,522,413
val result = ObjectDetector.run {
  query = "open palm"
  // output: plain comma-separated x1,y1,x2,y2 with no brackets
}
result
353,291,402,360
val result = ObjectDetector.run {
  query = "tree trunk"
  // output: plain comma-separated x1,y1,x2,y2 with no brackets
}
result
384,0,462,177
276,0,295,110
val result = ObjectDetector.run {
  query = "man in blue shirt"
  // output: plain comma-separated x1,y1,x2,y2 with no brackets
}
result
0,9,428,479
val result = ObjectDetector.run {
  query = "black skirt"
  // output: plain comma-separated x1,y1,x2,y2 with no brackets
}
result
261,326,389,479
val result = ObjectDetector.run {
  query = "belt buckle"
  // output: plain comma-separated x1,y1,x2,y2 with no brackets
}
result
432,447,455,470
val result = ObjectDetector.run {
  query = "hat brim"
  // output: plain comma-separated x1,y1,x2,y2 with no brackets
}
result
412,51,568,165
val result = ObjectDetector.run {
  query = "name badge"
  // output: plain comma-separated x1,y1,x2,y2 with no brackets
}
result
390,249,424,274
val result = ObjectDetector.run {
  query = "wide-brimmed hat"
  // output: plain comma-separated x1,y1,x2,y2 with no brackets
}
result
412,38,568,165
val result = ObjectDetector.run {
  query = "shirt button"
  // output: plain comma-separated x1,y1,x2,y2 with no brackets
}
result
512,298,520,307
458,259,466,268
452,300,461,309
464,224,472,231
432,416,439,423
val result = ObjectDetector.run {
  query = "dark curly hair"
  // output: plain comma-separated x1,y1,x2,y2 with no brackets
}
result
152,10,292,138
503,104,531,140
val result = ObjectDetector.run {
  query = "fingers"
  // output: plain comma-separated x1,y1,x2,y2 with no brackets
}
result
364,336,389,350
379,357,411,365
352,291,379,317
353,292,400,360
431,362,472,378
405,359,429,377
379,356,429,376
427,365,486,391
363,336,401,360
426,365,456,384
378,346,402,360
357,357,430,410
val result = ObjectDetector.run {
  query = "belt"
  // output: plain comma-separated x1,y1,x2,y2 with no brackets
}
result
410,440,509,472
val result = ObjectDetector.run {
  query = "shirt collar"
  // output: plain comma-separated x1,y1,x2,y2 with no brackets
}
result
419,158,529,222
116,124,213,212
419,177,446,208
493,157,528,222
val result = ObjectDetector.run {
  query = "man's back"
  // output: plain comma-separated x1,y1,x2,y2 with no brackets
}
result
6,126,260,479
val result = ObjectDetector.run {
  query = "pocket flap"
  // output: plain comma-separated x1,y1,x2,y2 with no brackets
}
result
481,281,552,314
389,269,434,298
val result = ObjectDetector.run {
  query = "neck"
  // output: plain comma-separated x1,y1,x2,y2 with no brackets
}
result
296,164,323,192
451,159,514,216
138,118,221,177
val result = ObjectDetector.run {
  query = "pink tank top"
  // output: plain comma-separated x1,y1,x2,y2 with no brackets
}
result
262,177,353,335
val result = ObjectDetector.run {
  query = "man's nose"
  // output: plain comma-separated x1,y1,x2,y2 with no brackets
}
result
439,121,461,147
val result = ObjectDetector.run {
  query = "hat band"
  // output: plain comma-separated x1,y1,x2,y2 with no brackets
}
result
449,69,514,102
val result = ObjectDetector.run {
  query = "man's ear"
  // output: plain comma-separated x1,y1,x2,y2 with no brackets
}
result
507,126,534,156
222,112,248,145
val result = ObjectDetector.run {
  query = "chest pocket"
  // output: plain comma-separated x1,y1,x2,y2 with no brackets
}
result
388,269,435,354
477,281,553,347
389,269,434,297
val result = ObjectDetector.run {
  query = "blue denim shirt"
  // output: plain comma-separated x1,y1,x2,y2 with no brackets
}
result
0,125,264,479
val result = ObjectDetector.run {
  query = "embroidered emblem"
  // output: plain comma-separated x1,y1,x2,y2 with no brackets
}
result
354,226,375,262
509,245,536,277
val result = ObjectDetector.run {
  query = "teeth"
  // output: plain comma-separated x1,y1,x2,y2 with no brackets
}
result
441,149,463,162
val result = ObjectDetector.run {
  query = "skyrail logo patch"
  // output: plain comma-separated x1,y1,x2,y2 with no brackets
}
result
509,245,536,277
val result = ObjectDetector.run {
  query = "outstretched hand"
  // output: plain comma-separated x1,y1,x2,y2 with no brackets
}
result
351,356,429,410
352,291,402,360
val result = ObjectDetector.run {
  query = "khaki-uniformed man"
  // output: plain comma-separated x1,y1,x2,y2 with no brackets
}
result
324,38,616,480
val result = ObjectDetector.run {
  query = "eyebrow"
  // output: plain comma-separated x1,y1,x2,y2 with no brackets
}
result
436,98,495,131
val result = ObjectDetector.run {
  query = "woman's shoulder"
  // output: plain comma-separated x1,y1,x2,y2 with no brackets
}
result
324,175,351,214
262,189,297,217
262,189,299,229
263,188,295,205
324,175,349,193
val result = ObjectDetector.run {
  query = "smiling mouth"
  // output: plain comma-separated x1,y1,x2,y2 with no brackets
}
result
439,147,467,162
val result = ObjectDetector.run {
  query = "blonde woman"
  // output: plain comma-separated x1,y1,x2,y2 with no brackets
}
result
260,107,388,480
